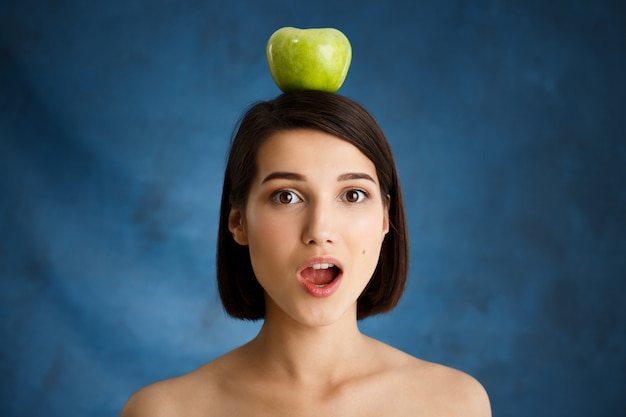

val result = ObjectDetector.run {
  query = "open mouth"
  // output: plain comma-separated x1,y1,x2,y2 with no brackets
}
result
301,263,341,287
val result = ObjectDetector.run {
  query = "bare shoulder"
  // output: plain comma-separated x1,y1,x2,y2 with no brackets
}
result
120,379,178,417
402,354,491,417
423,360,490,416
373,342,491,417
119,359,227,417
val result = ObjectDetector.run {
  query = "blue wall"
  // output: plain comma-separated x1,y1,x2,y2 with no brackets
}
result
1,1,625,416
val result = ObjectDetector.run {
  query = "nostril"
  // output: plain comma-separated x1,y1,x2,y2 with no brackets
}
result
301,208,335,245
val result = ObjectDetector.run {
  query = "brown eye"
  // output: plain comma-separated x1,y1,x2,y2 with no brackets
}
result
272,190,302,205
279,192,293,204
342,189,367,203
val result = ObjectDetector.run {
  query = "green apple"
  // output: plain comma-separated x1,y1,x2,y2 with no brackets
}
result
266,27,352,93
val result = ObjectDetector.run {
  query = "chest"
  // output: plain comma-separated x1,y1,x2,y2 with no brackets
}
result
211,378,421,417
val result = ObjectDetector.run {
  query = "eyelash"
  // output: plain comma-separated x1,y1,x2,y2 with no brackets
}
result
341,189,368,203
271,190,302,205
270,189,369,205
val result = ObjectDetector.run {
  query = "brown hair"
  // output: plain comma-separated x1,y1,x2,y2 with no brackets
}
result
217,90,408,320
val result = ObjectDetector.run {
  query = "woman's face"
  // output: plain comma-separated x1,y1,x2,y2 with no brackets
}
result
229,129,389,327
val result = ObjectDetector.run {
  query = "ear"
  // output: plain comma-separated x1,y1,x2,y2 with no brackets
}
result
228,208,248,246
382,196,390,237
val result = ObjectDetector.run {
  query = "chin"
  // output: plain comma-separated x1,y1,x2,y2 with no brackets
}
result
293,304,357,328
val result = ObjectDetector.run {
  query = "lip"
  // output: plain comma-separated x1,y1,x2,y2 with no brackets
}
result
297,256,343,298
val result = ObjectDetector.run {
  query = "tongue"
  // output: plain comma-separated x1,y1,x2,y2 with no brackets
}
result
302,267,337,285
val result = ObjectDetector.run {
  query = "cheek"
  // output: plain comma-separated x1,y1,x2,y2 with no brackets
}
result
245,216,287,281
350,213,387,252
246,210,295,249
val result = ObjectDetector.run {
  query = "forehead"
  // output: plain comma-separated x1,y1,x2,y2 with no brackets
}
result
256,129,377,176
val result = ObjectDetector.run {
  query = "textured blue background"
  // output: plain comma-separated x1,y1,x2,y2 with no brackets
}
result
1,1,625,416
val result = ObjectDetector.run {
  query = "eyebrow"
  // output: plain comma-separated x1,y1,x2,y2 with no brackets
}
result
261,172,306,183
261,172,376,184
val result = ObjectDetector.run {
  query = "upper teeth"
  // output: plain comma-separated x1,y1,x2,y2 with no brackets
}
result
312,263,334,270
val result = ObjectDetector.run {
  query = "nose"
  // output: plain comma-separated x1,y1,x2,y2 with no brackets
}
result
301,199,336,245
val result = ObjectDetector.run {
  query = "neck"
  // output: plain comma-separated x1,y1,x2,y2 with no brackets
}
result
244,303,370,385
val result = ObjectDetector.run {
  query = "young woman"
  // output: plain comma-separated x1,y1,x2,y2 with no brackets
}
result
121,90,491,417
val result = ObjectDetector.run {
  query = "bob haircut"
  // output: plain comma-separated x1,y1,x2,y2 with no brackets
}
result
217,90,408,320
